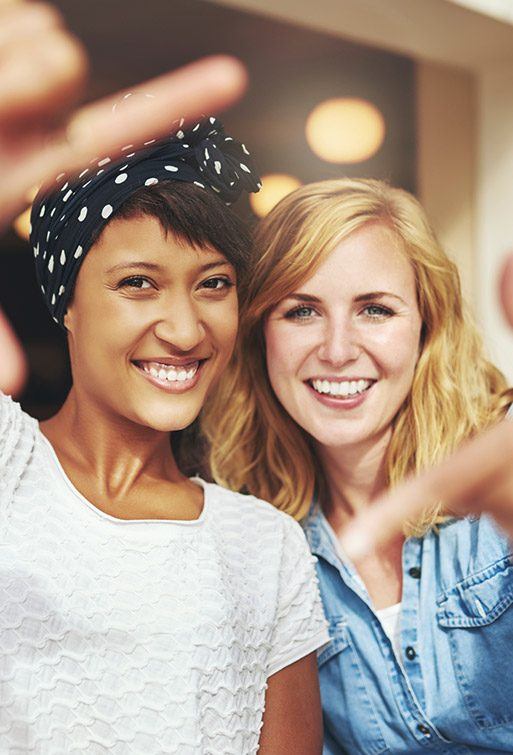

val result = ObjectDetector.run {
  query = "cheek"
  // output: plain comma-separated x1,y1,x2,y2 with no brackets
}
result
73,300,147,356
209,300,239,351
264,320,307,388
380,324,421,384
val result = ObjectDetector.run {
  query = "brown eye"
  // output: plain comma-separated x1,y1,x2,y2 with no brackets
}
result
202,277,233,290
119,276,152,290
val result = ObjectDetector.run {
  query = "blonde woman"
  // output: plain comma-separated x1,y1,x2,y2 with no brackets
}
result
205,178,513,753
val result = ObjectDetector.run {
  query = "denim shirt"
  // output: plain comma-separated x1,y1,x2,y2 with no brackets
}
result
303,508,513,754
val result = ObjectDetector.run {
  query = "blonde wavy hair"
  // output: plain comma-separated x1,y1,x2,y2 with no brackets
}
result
203,178,512,535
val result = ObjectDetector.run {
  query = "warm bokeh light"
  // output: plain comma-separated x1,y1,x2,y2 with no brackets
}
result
13,187,39,241
306,97,385,163
250,173,302,218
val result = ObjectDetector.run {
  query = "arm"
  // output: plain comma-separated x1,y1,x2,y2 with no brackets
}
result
259,652,323,755
0,0,246,395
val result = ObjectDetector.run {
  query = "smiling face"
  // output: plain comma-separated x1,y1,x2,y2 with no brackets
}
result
64,214,238,432
264,222,423,456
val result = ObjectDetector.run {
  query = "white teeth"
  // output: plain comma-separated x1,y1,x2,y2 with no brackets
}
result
139,361,200,383
330,382,339,396
311,378,373,398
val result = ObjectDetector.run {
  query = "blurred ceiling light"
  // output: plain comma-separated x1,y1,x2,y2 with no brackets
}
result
13,186,39,241
306,97,385,163
250,173,302,218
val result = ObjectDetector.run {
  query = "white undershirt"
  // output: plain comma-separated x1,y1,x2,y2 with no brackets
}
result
375,602,403,659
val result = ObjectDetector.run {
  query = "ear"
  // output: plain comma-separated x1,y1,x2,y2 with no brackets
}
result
63,302,74,333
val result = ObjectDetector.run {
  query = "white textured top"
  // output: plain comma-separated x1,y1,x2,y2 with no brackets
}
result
0,394,329,754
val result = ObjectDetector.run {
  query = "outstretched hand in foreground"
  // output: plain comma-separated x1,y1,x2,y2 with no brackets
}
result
0,0,247,396
341,255,513,559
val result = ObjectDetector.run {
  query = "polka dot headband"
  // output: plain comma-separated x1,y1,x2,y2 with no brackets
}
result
30,115,261,327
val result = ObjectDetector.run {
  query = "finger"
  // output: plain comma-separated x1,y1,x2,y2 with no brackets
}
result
340,420,513,560
0,2,62,50
470,470,513,538
63,55,247,168
499,252,513,328
0,28,87,124
0,307,27,396
0,55,247,228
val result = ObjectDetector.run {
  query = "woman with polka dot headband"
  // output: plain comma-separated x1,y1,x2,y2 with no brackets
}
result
0,115,329,753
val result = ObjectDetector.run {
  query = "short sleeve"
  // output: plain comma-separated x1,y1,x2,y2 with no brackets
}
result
266,515,330,678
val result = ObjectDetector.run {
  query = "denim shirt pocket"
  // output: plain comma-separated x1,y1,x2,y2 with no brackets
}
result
436,556,513,728
318,617,390,755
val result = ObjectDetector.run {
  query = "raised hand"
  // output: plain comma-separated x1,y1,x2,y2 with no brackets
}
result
0,0,247,396
341,253,513,560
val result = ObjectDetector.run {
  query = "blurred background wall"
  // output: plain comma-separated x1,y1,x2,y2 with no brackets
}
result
3,0,513,417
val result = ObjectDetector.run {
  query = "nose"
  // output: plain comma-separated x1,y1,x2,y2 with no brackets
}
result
153,294,206,352
317,317,361,366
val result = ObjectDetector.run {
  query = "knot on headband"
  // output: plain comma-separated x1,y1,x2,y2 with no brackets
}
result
30,115,261,326
187,116,261,202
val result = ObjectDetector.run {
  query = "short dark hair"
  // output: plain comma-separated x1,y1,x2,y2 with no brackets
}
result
112,181,252,285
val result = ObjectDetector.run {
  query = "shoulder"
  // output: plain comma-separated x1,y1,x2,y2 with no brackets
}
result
0,392,24,435
0,393,37,492
201,479,296,525
200,479,310,553
0,393,36,456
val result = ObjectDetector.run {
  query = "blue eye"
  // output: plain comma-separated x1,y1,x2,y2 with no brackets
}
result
363,304,393,319
285,305,316,320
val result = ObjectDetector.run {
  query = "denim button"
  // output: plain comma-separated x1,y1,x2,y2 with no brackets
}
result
408,566,421,579
405,646,416,660
417,724,431,736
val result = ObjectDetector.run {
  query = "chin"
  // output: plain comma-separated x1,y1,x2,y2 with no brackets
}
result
118,397,201,433
139,409,199,433
305,422,370,450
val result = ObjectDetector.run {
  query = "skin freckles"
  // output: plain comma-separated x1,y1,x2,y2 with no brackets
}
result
264,222,423,458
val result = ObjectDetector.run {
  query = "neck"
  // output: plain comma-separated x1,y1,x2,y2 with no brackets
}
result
317,429,391,532
41,386,183,499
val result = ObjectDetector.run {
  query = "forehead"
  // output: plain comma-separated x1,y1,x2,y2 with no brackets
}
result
84,214,228,271
297,222,415,296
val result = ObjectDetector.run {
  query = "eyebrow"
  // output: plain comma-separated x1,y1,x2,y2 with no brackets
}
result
354,291,407,304
284,290,407,305
106,259,232,275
